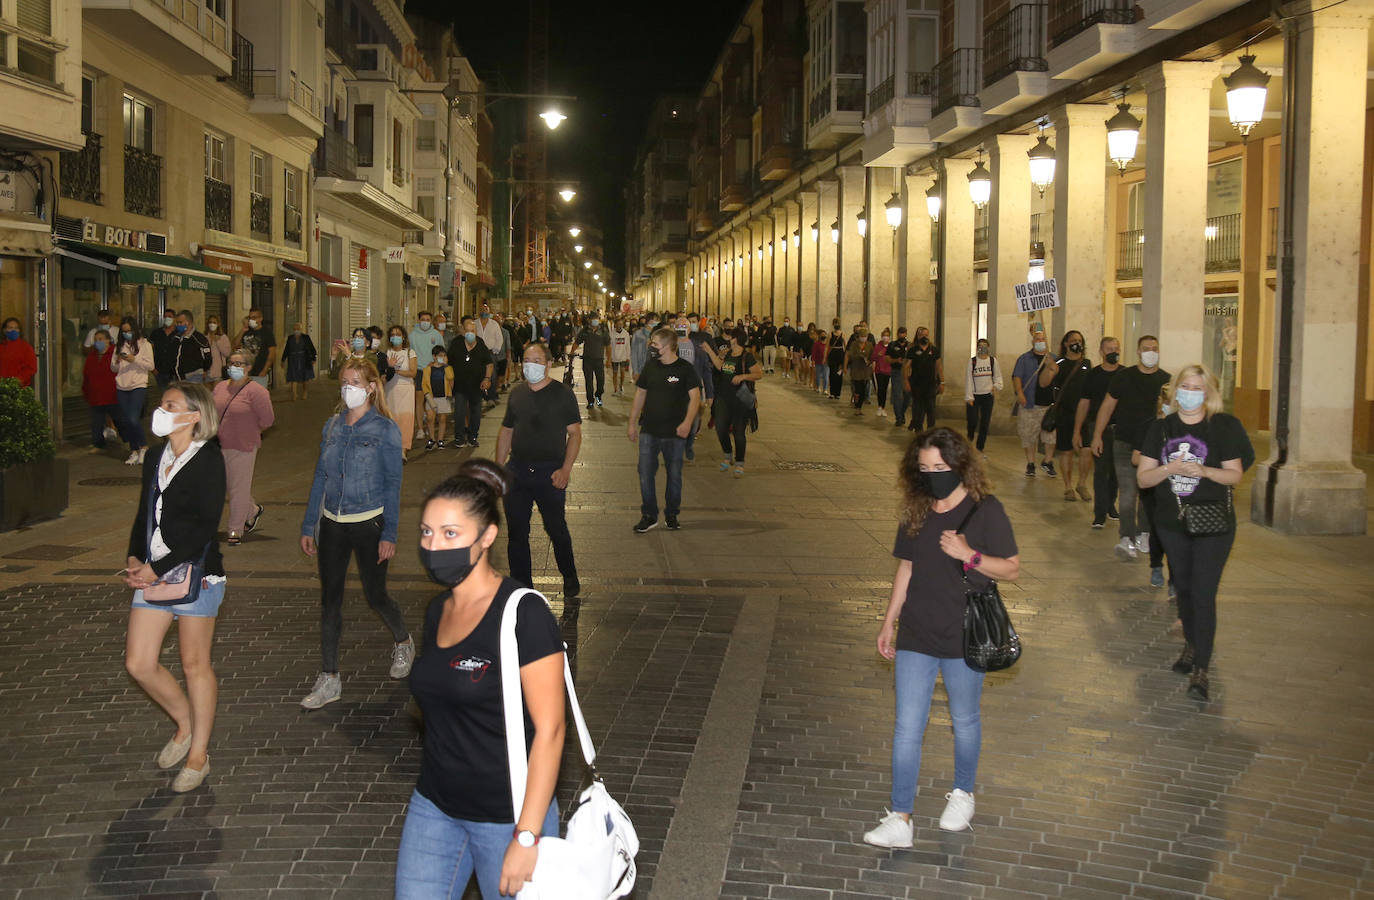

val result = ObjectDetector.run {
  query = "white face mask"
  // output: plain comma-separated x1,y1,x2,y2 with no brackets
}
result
1033,341,1047,353
1176,387,1206,411
207,323,218,332
151,407,186,437
523,361,547,383
341,384,369,409
226,365,246,381
1140,350,1160,368
370,338,381,350
437,322,447,331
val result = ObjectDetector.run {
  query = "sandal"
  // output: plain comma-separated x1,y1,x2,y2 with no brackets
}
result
226,532,242,545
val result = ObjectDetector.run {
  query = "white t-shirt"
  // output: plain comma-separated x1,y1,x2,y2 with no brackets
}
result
610,328,631,362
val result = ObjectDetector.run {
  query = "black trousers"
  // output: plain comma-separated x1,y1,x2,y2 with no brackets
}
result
851,377,870,408
715,400,750,462
875,373,890,409
315,515,409,673
910,386,938,430
965,393,993,450
1155,527,1235,670
828,368,843,398
582,360,605,404
1093,425,1119,523
504,461,580,597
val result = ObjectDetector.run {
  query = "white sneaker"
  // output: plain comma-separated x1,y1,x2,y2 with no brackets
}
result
389,637,415,678
862,810,913,848
300,672,341,709
877,408,886,417
124,450,141,466
1135,532,1151,554
938,789,975,832
103,426,119,442
1114,537,1137,560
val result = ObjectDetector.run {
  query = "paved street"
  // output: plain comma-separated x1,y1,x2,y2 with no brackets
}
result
2,366,1373,900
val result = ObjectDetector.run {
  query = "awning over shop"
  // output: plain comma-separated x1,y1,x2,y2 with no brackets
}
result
279,260,352,297
200,246,255,278
0,212,52,257
55,241,232,293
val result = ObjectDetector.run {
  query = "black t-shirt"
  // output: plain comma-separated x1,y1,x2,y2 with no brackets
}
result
449,338,493,394
1046,356,1091,411
242,326,277,376
1139,413,1253,532
635,357,700,438
575,326,608,362
714,351,756,401
906,342,941,388
411,579,563,822
501,380,582,464
886,337,910,366
826,335,846,368
892,494,1018,658
149,327,176,373
1107,366,1172,448
1081,364,1121,431
777,325,795,347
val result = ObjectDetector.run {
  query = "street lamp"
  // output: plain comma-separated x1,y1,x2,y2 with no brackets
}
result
540,109,567,130
926,181,941,222
967,157,992,209
885,192,903,228
558,187,576,202
574,244,583,253
830,220,839,244
1106,100,1142,173
1027,132,1056,197
1224,53,1269,139
810,221,819,242
568,226,581,237
756,245,763,261
792,229,800,248
856,209,867,237
584,260,592,269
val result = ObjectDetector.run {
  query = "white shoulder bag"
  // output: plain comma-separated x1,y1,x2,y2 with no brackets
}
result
500,589,639,900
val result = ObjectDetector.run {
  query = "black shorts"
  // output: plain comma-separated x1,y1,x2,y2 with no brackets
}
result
1055,416,1079,452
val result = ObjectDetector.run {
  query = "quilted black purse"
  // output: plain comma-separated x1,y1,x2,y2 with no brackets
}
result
954,501,1022,673
1174,487,1235,535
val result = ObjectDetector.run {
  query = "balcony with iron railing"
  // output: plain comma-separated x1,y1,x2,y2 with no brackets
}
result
60,133,102,205
908,71,935,97
934,49,982,116
1048,0,1135,49
984,2,1049,87
868,75,895,114
1117,229,1143,279
84,0,231,76
124,145,162,217
218,30,253,98
205,177,232,232
1030,212,1042,244
284,205,302,243
314,128,358,180
251,69,325,137
1204,213,1241,273
250,192,271,240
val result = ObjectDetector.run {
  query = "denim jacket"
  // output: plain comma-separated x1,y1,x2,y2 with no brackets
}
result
300,407,404,542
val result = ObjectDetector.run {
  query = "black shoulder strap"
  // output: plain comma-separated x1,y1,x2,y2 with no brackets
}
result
954,498,983,535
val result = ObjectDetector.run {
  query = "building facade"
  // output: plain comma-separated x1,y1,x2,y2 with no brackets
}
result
650,0,1373,535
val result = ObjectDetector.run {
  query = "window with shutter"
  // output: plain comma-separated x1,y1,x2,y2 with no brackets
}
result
17,0,52,36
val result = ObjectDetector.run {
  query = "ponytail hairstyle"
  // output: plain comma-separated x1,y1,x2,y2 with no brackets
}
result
424,458,511,532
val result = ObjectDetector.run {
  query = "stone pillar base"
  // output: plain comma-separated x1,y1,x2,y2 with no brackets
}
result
1250,461,1367,535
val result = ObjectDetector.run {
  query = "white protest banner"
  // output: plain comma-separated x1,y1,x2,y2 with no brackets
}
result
1013,278,1060,314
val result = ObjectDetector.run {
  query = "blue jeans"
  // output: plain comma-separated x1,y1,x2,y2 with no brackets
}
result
117,387,147,450
637,434,684,519
815,363,829,391
395,789,559,900
890,650,985,812
890,375,908,421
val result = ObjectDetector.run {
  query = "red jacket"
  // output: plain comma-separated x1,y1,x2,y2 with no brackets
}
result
83,346,117,406
0,336,37,386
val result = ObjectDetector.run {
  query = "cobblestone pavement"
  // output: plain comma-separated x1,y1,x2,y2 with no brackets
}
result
1,365,1373,899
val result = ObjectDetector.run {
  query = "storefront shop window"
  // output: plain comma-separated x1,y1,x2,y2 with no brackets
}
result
1204,294,1238,412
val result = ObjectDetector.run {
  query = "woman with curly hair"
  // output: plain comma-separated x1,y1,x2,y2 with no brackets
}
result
863,427,1021,846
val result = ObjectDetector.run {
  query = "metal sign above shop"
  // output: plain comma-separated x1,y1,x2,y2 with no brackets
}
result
385,246,405,264
1013,278,1060,314
81,219,165,253
0,172,17,212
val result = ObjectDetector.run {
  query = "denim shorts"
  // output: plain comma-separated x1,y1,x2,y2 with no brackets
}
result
131,577,226,618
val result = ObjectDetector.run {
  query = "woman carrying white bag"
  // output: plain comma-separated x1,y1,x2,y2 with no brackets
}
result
397,460,566,899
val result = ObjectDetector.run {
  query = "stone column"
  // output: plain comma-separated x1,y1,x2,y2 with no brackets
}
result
986,136,1034,422
837,165,865,328
941,157,978,412
1049,103,1109,347
867,167,900,332
1252,0,1371,534
817,182,840,326
904,172,935,332
799,190,819,327
1140,60,1220,369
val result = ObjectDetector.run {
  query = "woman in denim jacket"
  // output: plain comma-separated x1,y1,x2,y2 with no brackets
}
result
298,357,414,709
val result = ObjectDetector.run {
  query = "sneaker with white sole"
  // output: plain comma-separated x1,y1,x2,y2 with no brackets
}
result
862,810,913,848
300,672,341,709
1114,537,1137,560
1135,532,1151,554
390,637,415,678
938,789,975,831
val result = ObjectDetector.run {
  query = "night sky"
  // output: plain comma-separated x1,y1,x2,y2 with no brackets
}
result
408,0,746,289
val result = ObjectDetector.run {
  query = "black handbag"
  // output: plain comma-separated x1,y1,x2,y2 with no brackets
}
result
953,501,1022,673
1164,417,1236,535
1039,358,1083,433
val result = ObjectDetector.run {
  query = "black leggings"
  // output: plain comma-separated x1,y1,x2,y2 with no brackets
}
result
315,515,409,673
1154,527,1234,670
875,373,890,409
715,400,749,462
582,361,605,403
829,368,844,398
965,393,994,450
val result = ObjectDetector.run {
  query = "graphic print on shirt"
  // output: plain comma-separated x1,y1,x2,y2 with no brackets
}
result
1163,435,1208,498
450,654,493,681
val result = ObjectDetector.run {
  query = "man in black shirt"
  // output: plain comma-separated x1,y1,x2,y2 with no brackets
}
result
1092,335,1170,559
759,318,778,373
236,307,277,389
448,317,494,447
170,309,212,381
1074,336,1123,528
885,327,910,425
776,317,795,379
496,341,583,599
628,328,701,533
148,311,177,387
904,325,943,431
571,315,611,409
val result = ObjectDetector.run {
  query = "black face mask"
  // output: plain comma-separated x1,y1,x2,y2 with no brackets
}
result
1104,352,1120,365
917,336,929,347
649,345,662,359
921,470,962,500
1068,342,1084,354
418,542,482,588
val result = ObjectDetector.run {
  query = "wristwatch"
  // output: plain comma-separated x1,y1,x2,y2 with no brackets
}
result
963,551,982,573
513,828,539,848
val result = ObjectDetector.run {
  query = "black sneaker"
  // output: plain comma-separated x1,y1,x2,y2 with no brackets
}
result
1091,519,1105,529
666,515,680,530
633,515,658,533
1041,460,1057,477
1107,508,1120,520
469,438,479,448
244,504,265,534
436,440,446,449
587,402,595,410
425,439,435,451
1025,463,1036,478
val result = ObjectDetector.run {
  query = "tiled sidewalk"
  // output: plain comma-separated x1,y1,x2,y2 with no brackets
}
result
1,368,1372,899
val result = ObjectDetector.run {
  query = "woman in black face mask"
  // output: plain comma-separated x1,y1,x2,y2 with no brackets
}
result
398,459,567,900
863,427,1021,847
